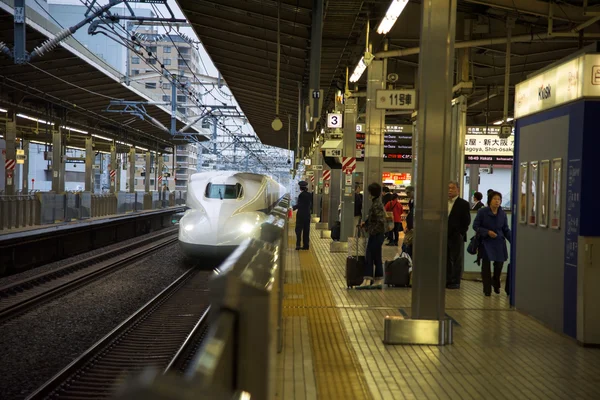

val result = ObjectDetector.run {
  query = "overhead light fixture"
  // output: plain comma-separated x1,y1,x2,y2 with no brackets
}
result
66,145,86,151
0,108,7,113
61,125,88,134
350,57,367,83
135,145,148,151
377,0,409,35
493,117,513,125
92,134,112,141
17,113,54,125
30,140,48,145
116,140,132,146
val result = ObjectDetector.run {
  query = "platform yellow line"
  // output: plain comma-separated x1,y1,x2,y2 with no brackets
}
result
284,237,372,400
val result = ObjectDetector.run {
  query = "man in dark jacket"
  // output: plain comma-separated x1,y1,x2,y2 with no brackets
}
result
293,181,312,250
382,186,394,206
447,181,471,289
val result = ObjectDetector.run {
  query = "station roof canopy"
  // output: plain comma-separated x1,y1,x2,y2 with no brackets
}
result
178,0,600,153
0,1,209,153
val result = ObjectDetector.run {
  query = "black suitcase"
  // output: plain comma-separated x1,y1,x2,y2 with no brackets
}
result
346,227,366,288
384,257,411,287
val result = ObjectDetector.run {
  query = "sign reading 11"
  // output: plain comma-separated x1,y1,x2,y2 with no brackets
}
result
376,89,416,110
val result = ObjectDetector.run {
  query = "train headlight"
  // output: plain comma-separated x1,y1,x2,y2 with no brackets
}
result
183,223,195,232
240,223,255,234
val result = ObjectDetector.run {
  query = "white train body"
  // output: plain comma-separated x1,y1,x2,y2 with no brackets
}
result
178,171,286,260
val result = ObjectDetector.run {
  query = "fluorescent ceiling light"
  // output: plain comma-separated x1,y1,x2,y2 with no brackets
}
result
0,108,7,113
116,140,132,146
493,117,514,125
377,0,409,35
350,57,367,83
92,134,112,141
30,140,48,145
135,145,148,151
17,113,53,125
61,125,88,134
67,145,86,151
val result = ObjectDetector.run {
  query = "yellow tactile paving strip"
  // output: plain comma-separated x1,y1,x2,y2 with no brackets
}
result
277,218,371,400
285,237,372,400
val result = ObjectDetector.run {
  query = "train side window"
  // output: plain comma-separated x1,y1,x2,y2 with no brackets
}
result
235,183,244,198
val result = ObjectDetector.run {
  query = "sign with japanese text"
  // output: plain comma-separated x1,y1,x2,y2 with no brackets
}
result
464,134,513,156
376,89,416,110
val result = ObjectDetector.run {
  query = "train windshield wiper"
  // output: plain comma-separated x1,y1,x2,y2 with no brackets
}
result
218,189,223,200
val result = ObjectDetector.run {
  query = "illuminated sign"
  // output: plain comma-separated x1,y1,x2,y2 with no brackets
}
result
464,134,514,157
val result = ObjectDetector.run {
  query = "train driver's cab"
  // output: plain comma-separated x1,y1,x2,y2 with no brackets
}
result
205,182,244,200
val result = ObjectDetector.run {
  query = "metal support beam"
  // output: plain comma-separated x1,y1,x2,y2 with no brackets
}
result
468,164,479,201
341,96,358,242
85,136,93,192
129,147,135,194
384,0,458,346
362,59,386,217
158,153,164,190
13,0,26,64
145,151,151,193
52,127,65,193
110,144,117,193
4,119,16,195
22,140,29,193
307,0,324,130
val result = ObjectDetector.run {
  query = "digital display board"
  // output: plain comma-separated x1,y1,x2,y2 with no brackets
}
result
356,125,412,162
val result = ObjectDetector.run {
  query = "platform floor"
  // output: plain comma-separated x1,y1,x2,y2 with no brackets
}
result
275,223,600,400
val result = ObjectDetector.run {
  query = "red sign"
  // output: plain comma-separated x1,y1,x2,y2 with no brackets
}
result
158,175,163,184
109,170,116,178
322,170,331,181
5,159,16,170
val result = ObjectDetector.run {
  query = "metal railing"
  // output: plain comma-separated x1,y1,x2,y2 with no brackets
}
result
0,190,188,232
113,195,291,399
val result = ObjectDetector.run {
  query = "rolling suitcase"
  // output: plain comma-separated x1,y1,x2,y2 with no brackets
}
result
346,226,366,288
384,257,411,287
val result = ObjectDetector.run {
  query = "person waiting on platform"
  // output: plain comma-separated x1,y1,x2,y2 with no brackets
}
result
293,180,312,250
472,192,484,210
473,191,511,296
447,181,471,289
359,183,386,288
354,184,363,236
384,193,404,246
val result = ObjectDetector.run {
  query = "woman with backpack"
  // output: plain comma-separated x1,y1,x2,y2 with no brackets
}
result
384,193,404,246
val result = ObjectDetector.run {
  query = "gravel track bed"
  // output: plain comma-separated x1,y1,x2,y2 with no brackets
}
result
0,243,198,400
0,227,177,287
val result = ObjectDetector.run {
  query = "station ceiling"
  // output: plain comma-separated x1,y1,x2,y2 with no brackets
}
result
179,0,600,152
0,4,207,154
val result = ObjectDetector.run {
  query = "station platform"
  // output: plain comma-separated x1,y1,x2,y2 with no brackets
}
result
276,222,600,399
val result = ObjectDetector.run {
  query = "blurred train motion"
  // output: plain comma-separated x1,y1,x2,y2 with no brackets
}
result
178,171,287,262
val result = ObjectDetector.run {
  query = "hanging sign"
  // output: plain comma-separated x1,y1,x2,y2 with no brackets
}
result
325,148,342,157
327,113,343,128
306,170,314,176
376,89,417,110
312,164,323,170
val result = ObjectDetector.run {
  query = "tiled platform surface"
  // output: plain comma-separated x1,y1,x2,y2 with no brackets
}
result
275,222,600,400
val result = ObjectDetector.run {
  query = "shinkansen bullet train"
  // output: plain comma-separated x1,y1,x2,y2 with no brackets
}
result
178,171,287,261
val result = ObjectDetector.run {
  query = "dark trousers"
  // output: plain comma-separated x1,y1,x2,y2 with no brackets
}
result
446,233,464,286
364,233,384,278
391,222,402,243
295,217,310,249
481,259,504,294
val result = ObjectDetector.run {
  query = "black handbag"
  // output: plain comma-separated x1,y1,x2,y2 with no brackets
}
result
467,234,480,255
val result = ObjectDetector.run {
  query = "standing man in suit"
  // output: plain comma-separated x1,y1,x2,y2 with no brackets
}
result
472,192,484,210
293,181,312,250
447,181,471,289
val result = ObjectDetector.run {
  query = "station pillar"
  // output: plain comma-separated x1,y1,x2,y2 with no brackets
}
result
318,167,330,230
52,127,65,193
110,144,117,194
22,140,29,193
85,137,93,192
157,153,164,190
128,147,135,194
384,0,457,346
340,96,358,242
4,119,16,195
362,59,386,216
144,151,151,193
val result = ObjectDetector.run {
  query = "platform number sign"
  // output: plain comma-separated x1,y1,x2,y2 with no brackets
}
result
376,89,416,110
327,113,343,129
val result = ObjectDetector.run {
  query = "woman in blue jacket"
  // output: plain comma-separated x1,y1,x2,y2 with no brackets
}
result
473,191,511,296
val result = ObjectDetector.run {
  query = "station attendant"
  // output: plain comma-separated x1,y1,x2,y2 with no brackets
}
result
293,180,312,250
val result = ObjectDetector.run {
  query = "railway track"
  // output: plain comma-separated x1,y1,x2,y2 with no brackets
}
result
0,228,178,323
27,268,211,400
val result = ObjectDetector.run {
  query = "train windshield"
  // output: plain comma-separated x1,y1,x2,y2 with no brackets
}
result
205,183,243,200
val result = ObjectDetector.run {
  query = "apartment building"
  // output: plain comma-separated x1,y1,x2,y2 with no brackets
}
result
128,27,204,191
